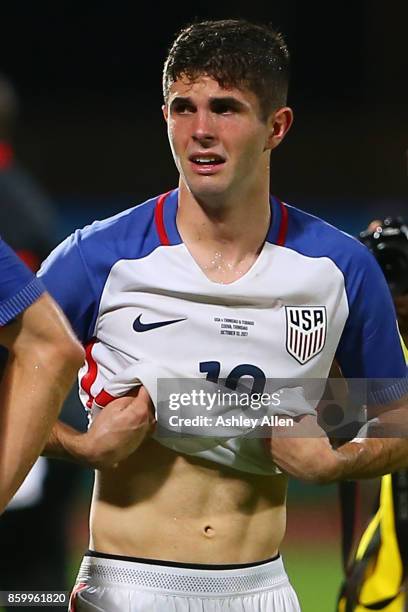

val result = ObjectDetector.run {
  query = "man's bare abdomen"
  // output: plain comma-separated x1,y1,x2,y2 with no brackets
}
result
89,438,287,564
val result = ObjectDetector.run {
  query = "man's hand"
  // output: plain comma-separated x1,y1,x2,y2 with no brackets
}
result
83,387,155,469
45,386,156,469
265,415,342,483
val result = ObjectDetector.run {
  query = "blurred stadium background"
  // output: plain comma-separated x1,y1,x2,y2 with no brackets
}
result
1,1,407,610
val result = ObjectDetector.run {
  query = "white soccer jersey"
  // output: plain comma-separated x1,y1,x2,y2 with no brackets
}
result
39,190,408,474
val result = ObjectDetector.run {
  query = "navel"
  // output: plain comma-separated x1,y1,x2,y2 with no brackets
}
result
203,524,215,538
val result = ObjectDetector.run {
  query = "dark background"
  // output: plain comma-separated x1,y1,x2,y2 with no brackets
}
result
1,0,407,235
1,6,406,607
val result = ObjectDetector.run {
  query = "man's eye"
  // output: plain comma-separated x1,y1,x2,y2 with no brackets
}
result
173,104,195,114
214,104,234,114
213,102,237,115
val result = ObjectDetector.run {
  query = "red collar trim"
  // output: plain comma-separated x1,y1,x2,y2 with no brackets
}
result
154,191,172,245
276,199,288,246
154,191,289,248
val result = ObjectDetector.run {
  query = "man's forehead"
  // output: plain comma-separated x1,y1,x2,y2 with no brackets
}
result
167,74,253,102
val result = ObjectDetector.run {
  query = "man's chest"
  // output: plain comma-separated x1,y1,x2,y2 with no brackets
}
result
93,245,349,380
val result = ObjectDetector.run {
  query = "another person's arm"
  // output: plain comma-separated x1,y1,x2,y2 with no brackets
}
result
0,292,84,512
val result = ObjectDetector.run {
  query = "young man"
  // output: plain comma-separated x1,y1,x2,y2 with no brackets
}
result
0,237,84,512
39,20,408,612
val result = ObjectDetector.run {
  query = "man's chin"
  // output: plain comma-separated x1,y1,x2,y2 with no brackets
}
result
185,177,231,202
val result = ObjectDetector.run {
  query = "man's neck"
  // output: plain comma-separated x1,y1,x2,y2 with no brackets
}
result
176,180,271,261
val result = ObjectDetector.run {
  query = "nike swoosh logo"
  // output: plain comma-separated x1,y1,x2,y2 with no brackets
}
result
133,314,187,332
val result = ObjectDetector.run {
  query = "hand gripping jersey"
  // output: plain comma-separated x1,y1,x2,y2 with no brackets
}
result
0,237,44,326
38,190,408,474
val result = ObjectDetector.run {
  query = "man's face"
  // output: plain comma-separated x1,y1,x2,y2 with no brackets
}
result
163,75,290,201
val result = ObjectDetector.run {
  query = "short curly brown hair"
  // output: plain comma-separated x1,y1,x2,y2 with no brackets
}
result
163,19,290,121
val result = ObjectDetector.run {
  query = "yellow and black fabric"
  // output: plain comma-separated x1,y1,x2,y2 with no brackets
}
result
402,337,408,363
337,336,408,612
337,472,408,611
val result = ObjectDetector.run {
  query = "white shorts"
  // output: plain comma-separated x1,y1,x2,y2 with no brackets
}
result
69,551,301,611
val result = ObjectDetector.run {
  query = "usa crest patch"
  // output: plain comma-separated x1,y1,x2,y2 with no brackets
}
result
285,306,327,364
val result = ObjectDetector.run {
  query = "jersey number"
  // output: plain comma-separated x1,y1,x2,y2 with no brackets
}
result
199,361,266,394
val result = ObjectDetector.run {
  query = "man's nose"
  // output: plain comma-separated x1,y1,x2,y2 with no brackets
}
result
192,110,216,144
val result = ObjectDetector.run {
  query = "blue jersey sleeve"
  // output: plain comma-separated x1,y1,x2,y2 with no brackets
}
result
38,197,161,345
336,247,408,404
283,203,408,404
38,231,98,343
0,238,45,325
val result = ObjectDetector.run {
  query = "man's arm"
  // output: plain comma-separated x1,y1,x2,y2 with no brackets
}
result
266,396,408,484
0,293,84,512
43,386,156,469
34,231,156,469
327,397,408,481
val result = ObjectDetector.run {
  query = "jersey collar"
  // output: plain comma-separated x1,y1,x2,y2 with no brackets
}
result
154,189,288,247
267,196,288,246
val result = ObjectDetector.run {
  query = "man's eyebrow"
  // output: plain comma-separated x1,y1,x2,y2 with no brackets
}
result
169,96,194,107
169,95,249,109
209,96,248,109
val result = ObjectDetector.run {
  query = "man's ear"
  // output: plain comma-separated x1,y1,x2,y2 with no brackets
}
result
162,104,168,122
265,107,294,151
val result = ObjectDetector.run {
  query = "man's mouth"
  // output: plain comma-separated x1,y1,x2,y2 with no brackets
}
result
188,154,226,174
